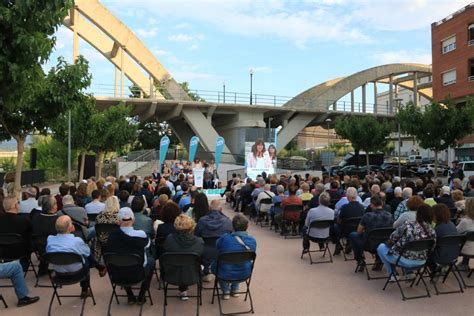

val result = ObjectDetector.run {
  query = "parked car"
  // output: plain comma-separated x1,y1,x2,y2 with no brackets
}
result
459,161,474,179
327,165,342,176
380,163,413,177
386,156,408,165
417,164,448,176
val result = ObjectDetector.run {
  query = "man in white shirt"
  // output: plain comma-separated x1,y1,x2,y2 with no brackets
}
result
256,184,275,215
84,190,105,215
19,187,37,214
303,192,335,252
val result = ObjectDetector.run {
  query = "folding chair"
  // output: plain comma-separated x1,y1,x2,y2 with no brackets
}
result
31,234,52,287
72,223,87,242
103,253,153,316
0,293,7,308
418,234,466,295
270,202,281,232
256,198,272,228
44,252,96,316
459,231,474,288
339,217,362,261
281,204,303,239
382,239,435,301
160,252,202,316
94,223,120,259
0,233,37,285
301,220,334,264
211,251,257,316
87,214,98,223
355,228,395,280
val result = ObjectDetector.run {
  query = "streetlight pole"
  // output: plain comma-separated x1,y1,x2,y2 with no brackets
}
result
394,98,403,178
249,68,253,105
325,118,332,147
223,81,226,104
67,110,71,182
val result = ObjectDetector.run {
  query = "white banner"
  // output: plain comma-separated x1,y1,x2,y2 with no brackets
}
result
247,167,275,181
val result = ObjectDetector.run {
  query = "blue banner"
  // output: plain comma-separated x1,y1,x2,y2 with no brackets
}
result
215,136,225,170
159,135,170,171
189,136,199,163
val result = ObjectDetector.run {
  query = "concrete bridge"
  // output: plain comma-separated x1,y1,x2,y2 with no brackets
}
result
65,0,433,161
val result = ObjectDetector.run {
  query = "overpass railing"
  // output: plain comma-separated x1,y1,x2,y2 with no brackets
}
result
90,83,393,115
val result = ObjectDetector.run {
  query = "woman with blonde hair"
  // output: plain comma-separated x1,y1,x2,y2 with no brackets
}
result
86,181,98,197
457,198,474,270
94,196,120,260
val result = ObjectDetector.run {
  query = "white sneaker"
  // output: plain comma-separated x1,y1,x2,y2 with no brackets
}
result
230,292,240,297
179,291,189,301
202,274,214,282
222,292,230,300
388,275,397,282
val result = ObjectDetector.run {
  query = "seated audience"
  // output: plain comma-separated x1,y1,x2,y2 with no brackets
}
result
302,193,335,252
394,187,413,220
256,184,275,218
85,190,105,215
107,207,154,305
155,201,181,258
212,214,257,300
457,198,474,270
131,196,154,239
393,196,424,228
0,261,39,307
163,214,204,301
19,187,37,214
435,186,456,210
276,184,303,235
94,196,120,260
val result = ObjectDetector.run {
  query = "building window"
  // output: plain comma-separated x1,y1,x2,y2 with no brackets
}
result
469,24,474,46
442,69,456,86
469,59,474,81
442,35,456,54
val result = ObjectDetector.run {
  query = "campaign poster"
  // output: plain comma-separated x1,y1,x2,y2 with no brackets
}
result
193,168,205,188
245,138,277,179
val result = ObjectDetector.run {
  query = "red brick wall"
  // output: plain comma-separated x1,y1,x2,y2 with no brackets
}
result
431,6,474,102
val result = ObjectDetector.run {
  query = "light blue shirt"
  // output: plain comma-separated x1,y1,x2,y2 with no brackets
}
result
178,195,191,210
335,196,363,215
46,234,90,272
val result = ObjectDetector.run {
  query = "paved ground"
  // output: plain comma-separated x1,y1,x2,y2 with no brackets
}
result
1,204,472,316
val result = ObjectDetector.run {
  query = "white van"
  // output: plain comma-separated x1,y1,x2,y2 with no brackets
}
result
408,155,423,165
459,161,474,178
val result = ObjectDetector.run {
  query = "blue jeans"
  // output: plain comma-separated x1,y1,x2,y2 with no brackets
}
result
219,281,239,294
0,261,29,299
377,243,426,275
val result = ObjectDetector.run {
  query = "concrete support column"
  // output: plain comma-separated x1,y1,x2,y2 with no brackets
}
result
351,90,355,112
72,8,79,62
362,83,366,113
120,46,125,98
373,81,378,114
149,76,154,98
389,75,394,114
413,71,418,107
114,67,118,97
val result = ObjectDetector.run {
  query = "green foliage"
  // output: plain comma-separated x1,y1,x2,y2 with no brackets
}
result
132,121,180,151
179,82,205,102
397,100,474,152
0,157,16,172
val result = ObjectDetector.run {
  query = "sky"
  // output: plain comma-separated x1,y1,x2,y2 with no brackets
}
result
46,0,470,102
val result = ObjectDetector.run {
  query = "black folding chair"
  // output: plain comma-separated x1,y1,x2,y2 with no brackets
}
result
31,234,52,288
339,217,362,261
281,204,303,239
160,252,202,316
459,231,474,288
0,293,6,308
44,252,96,316
382,239,435,300
417,234,466,295
72,223,87,242
355,228,395,280
87,213,98,223
0,233,36,284
94,223,120,259
256,198,272,228
301,220,334,264
270,202,281,232
103,253,153,316
211,251,257,316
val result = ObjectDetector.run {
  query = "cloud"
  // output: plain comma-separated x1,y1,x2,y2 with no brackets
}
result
136,27,159,38
372,50,432,65
249,66,273,74
153,49,171,56
168,33,205,42
189,44,199,50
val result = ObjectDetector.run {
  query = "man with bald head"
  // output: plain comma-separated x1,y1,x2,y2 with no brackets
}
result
46,215,105,298
362,184,381,208
195,198,233,282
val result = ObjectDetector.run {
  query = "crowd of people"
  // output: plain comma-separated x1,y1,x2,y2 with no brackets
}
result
225,166,474,281
0,166,256,309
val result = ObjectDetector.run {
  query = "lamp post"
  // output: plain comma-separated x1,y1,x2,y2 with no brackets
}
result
325,118,332,147
249,68,254,105
394,98,403,178
223,81,226,104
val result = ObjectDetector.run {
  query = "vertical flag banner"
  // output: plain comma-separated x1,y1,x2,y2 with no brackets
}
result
159,135,170,172
215,136,225,170
189,136,199,163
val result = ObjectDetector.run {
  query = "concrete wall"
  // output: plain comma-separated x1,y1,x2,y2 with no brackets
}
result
117,161,148,177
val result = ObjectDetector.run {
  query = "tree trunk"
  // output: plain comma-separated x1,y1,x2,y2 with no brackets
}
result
13,135,25,199
366,152,370,170
79,151,86,181
96,152,105,179
434,151,438,178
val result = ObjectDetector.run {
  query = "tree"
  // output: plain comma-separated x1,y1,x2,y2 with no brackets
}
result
0,0,80,195
335,115,393,167
91,105,138,178
397,100,474,173
179,82,205,102
132,120,179,151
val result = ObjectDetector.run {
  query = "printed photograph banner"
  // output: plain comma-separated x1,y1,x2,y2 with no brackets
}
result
193,168,205,188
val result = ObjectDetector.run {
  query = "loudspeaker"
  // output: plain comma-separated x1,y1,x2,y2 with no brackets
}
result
30,148,37,169
77,155,96,179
